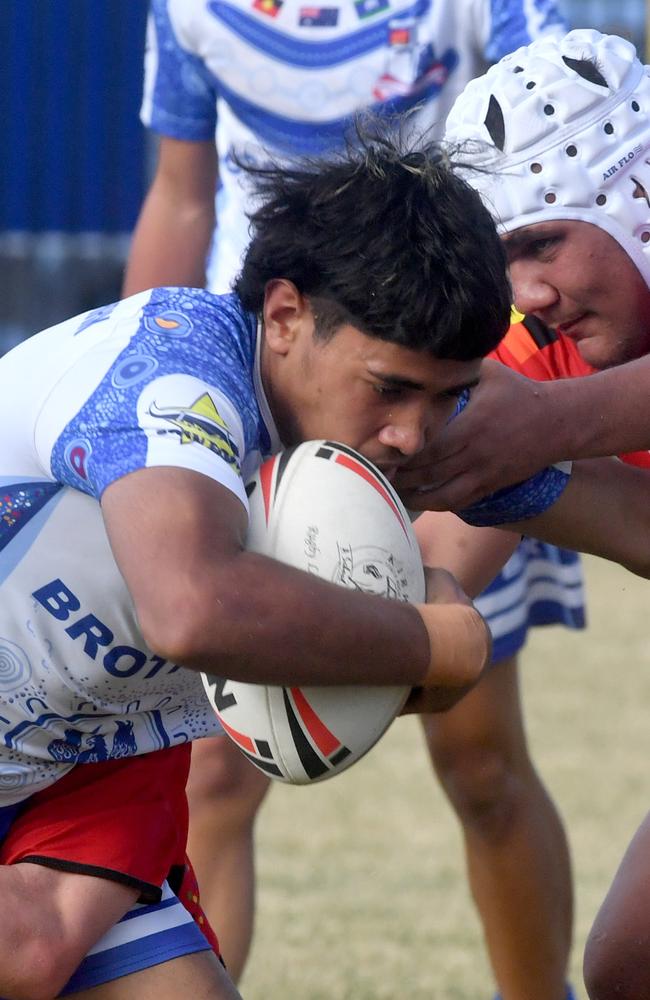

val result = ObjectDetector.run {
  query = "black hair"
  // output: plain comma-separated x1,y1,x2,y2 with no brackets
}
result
233,120,511,360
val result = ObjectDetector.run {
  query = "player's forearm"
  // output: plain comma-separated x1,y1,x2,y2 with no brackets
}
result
148,549,427,684
501,458,650,580
122,188,216,296
546,358,650,460
138,549,486,701
415,512,520,599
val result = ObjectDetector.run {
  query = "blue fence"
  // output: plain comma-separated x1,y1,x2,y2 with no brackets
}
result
0,0,149,350
0,0,148,234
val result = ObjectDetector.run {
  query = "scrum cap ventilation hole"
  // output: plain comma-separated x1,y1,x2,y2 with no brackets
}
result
562,56,608,88
632,178,650,208
484,94,505,150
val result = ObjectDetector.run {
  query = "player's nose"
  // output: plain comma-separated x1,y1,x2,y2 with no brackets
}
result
378,416,427,457
510,261,559,316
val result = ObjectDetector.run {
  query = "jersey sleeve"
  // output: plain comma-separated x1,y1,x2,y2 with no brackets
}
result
457,462,572,527
140,0,219,141
35,290,259,511
482,0,567,63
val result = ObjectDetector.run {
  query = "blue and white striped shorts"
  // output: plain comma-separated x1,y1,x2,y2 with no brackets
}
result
476,540,585,664
60,881,211,994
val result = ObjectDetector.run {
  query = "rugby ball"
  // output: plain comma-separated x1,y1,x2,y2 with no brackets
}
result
201,440,425,784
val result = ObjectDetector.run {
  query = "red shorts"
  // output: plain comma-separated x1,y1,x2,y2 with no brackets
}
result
0,745,192,903
0,747,222,988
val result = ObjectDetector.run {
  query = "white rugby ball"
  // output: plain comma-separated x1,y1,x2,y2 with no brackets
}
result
201,440,425,784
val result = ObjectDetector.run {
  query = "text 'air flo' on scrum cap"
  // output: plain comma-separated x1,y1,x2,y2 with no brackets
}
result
444,29,650,286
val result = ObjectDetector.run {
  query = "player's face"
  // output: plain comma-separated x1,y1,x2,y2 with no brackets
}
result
503,220,650,369
265,313,481,480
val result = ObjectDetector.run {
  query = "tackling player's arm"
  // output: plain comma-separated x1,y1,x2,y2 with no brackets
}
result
101,466,490,707
495,457,650,578
408,460,650,583
397,355,650,512
122,136,218,296
533,357,650,460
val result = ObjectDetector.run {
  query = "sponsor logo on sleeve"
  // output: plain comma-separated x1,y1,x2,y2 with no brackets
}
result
148,392,241,471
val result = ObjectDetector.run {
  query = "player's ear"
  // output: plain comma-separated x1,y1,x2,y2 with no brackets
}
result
263,279,313,355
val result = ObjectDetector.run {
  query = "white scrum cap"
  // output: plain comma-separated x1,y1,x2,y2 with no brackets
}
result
445,29,650,285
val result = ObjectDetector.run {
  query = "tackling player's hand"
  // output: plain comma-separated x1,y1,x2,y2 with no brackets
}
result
395,360,562,511
400,567,492,715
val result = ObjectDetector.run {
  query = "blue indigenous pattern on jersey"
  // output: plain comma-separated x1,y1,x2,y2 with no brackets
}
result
459,465,571,527
50,290,267,499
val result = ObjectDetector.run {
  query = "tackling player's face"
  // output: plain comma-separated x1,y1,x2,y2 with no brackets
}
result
503,220,650,369
261,285,481,479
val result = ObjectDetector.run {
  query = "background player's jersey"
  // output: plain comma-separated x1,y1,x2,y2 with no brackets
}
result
494,318,650,470
0,287,568,806
141,0,565,290
0,288,280,805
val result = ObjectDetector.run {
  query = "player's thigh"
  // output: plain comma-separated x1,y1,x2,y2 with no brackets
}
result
421,655,528,771
1,862,138,984
188,735,271,817
71,949,242,1000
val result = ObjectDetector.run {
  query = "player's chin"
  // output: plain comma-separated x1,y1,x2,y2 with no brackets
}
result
573,333,623,371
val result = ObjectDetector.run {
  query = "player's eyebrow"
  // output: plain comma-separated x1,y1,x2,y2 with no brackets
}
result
501,230,531,255
373,373,481,396
372,373,427,390
502,225,558,259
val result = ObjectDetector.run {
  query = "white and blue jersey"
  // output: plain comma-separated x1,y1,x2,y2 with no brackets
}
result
0,288,281,807
141,0,566,291
0,287,576,808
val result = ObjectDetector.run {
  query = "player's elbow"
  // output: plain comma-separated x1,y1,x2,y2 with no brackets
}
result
137,582,252,670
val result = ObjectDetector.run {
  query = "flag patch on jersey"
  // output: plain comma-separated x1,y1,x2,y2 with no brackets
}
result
252,0,283,16
354,0,389,18
299,6,339,26
388,21,414,46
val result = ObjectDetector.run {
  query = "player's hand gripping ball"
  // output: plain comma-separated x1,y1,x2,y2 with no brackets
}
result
201,440,425,784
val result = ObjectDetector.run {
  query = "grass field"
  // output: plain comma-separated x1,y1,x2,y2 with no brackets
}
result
241,555,650,999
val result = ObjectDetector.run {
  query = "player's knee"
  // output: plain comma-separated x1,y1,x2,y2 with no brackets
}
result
188,738,270,823
431,737,525,834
